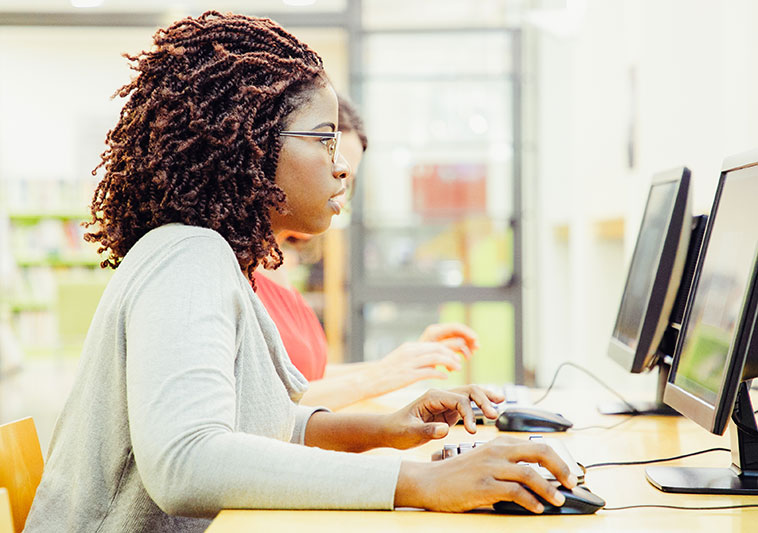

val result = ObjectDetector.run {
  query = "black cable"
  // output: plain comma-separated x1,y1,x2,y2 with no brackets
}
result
584,446,730,469
532,361,640,414
604,503,758,511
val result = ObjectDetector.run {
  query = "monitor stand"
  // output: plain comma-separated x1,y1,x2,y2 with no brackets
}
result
597,360,680,416
645,382,758,494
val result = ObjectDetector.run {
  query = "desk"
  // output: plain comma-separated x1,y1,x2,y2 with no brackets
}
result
207,389,758,532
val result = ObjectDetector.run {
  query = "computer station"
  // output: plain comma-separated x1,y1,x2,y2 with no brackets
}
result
1,2,758,532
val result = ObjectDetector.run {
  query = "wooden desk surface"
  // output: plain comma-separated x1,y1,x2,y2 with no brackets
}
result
207,389,758,532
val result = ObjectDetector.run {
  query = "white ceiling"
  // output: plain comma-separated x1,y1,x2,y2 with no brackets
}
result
0,0,345,14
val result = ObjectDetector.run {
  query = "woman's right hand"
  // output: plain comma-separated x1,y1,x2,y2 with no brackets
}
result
394,436,578,513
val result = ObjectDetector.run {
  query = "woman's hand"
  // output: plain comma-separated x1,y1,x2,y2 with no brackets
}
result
418,323,480,360
377,341,463,383
395,436,578,513
380,386,504,450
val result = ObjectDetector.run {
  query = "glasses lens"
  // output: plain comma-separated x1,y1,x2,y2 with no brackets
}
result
331,131,341,165
325,139,336,163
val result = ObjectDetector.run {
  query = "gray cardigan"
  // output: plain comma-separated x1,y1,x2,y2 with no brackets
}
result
24,224,401,532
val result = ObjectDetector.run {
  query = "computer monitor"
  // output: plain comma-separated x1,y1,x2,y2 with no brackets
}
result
646,149,758,495
601,167,698,415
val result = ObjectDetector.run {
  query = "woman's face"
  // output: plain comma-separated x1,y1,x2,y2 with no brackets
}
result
270,84,349,235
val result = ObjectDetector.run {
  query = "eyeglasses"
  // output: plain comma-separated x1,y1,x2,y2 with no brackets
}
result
279,130,342,165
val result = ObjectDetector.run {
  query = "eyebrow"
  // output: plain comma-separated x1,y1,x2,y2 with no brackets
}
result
311,122,336,132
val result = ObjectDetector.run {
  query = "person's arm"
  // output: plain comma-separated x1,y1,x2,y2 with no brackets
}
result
302,385,577,514
304,385,502,452
301,342,462,410
301,322,481,410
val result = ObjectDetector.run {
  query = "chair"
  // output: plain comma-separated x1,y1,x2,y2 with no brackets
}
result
0,488,13,533
0,417,43,533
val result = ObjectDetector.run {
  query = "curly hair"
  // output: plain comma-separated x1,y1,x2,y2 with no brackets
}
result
84,11,326,280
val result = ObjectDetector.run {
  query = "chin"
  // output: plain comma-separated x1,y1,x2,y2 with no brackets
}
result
303,218,332,236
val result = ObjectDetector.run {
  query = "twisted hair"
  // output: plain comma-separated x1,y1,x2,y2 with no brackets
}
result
84,11,325,280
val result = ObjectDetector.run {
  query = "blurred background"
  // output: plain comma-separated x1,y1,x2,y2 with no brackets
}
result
1,0,757,452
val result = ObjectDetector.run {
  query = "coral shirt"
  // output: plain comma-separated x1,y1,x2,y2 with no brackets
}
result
253,273,328,381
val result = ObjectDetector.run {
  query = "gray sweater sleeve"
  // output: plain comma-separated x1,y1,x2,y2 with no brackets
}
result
124,234,401,517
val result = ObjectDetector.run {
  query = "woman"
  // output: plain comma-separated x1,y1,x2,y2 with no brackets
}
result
24,12,573,532
255,96,479,410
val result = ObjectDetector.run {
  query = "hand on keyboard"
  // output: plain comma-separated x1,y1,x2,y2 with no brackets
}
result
384,385,503,450
433,436,584,483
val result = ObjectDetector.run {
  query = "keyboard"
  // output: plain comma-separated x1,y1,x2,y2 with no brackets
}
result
432,435,585,484
502,383,533,406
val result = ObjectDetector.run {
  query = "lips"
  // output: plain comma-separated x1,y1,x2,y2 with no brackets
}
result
328,187,347,214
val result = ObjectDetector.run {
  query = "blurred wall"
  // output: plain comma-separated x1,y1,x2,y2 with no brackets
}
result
527,0,758,393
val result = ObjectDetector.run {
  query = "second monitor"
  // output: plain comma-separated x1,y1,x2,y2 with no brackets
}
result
601,166,706,415
646,148,758,494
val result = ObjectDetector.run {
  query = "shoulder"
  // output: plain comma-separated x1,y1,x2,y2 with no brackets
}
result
116,224,247,308
125,224,238,272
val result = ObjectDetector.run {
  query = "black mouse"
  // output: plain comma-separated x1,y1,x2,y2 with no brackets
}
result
493,485,605,515
496,406,573,432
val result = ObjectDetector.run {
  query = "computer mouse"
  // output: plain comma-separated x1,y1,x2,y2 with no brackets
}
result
495,406,573,432
493,485,605,515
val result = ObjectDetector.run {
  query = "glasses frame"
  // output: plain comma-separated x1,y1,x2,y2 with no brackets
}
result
279,130,342,165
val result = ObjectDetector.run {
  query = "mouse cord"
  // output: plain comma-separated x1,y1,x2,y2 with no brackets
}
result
532,361,640,415
603,503,758,511
583,447,730,469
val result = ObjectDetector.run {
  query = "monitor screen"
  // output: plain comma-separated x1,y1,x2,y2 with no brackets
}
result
646,152,758,496
607,167,691,374
612,181,678,349
671,164,758,413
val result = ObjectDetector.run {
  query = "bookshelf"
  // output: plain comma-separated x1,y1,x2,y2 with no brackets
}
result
1,179,109,358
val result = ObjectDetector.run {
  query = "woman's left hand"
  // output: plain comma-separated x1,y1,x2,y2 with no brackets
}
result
381,385,504,450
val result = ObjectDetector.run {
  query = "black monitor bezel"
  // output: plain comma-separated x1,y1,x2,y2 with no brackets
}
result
607,167,692,373
663,154,758,435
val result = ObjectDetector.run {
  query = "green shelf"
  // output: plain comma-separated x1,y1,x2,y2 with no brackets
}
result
15,256,102,268
8,300,52,313
8,212,89,225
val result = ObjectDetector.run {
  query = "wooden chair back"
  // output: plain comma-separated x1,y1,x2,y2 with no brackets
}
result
0,488,14,533
0,417,43,533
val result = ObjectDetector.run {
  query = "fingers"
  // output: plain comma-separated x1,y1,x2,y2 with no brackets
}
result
404,368,450,385
496,482,547,514
496,440,576,491
422,422,449,440
451,384,504,406
466,385,501,420
440,337,473,359
419,323,480,353
495,464,566,511
419,390,477,434
395,343,463,372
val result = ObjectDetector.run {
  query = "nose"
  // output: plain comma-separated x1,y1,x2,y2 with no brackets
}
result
333,154,351,181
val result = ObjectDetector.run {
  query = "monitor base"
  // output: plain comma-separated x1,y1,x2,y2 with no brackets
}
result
597,400,680,416
645,466,758,495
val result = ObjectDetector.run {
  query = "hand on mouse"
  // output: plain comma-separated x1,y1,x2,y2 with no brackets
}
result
394,436,578,513
381,385,504,450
